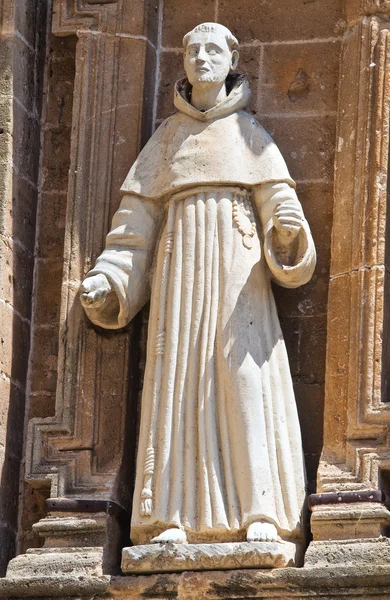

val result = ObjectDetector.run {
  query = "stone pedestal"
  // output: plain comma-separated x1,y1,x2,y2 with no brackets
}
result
122,541,301,574
4,499,129,582
305,491,390,568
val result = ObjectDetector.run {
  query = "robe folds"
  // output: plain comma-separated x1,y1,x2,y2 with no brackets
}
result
84,75,316,545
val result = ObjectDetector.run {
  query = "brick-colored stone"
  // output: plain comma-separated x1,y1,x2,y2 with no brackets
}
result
157,51,184,120
162,0,215,47
295,182,333,251
40,124,71,192
28,392,55,419
219,0,345,44
12,100,40,184
9,175,37,255
260,115,336,182
0,238,34,319
35,192,66,259
33,259,63,327
29,326,59,394
121,0,157,39
261,41,340,115
0,303,30,387
45,38,76,128
112,38,150,195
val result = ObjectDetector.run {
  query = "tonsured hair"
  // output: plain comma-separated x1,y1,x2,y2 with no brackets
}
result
182,22,239,52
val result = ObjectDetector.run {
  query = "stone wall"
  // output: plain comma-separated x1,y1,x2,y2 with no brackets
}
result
0,0,48,576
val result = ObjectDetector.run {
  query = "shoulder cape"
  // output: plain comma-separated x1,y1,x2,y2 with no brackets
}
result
121,75,295,199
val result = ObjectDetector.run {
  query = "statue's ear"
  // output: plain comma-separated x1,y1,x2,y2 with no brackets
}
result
231,50,239,71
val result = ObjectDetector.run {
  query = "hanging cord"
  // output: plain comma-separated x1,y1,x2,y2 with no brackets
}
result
140,204,176,517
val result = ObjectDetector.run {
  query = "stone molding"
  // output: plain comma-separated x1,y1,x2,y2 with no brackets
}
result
4,565,390,599
319,16,390,495
52,0,121,35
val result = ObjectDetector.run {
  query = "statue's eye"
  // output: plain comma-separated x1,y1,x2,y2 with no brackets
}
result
208,49,217,55
188,48,198,57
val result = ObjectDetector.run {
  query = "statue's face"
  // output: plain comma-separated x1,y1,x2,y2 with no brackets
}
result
184,30,237,87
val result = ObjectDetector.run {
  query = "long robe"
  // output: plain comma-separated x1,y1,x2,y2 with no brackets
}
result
84,75,316,545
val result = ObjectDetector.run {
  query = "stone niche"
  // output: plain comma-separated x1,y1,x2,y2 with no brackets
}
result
2,0,390,598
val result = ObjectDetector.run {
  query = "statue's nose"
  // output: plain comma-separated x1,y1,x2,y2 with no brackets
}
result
196,48,207,62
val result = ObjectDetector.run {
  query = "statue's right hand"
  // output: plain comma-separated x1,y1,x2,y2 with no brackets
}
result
80,274,112,309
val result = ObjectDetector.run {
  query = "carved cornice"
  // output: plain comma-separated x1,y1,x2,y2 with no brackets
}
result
52,0,121,35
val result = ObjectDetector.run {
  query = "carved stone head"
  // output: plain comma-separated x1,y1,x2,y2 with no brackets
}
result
182,22,240,87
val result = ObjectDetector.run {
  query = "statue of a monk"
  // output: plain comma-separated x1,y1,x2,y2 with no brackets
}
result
80,22,316,549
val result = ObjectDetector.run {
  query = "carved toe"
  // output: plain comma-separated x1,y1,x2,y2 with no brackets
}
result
246,522,278,542
151,528,187,544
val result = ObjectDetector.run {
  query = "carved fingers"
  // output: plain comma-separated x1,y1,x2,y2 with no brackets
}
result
272,199,303,243
80,273,112,309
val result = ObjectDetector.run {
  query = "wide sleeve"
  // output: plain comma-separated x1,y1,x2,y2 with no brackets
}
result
83,194,163,329
253,182,316,288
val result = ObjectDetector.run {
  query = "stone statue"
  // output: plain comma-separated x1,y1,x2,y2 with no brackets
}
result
80,22,316,556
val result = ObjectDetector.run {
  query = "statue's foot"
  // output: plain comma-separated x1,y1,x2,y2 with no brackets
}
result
151,528,187,544
246,521,278,542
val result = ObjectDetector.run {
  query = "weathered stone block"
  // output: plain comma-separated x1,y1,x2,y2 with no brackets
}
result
261,41,340,115
296,181,333,250
40,124,72,192
35,193,67,259
32,259,63,327
9,175,37,256
218,0,344,43
0,238,34,319
0,304,30,386
122,541,299,574
29,326,59,394
260,115,336,182
12,100,40,184
162,0,215,47
157,51,184,120
28,391,55,419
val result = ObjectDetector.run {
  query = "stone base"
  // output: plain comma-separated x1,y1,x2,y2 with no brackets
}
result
305,537,390,568
6,547,104,578
121,541,300,574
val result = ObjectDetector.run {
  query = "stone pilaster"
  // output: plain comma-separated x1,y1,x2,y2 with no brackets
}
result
11,0,157,576
311,4,390,563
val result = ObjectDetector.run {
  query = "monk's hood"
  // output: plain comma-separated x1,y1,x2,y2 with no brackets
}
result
173,74,251,121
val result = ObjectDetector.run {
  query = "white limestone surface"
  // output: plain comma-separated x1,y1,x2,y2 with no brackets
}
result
122,541,298,574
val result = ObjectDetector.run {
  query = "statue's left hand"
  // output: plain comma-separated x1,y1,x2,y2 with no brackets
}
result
272,199,303,244
80,273,112,309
